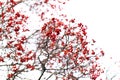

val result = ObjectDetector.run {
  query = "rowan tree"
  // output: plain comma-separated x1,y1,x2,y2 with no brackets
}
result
0,0,104,80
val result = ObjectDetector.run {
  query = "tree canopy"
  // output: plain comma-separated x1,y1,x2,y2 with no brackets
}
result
0,0,104,80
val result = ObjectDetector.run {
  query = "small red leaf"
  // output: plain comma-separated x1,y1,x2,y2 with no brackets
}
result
91,50,95,55
7,73,13,79
7,53,10,58
16,52,22,56
41,25,46,32
14,26,20,32
0,2,3,7
22,29,29,32
64,50,69,55
0,56,4,62
14,43,24,52
15,12,20,17
92,39,96,43
20,57,28,62
44,0,49,3
0,28,2,32
12,65,18,72
70,19,75,23
26,64,35,70
100,50,104,56
55,28,61,35
78,23,83,27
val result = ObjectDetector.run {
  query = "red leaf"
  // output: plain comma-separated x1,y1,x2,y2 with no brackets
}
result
64,25,68,29
41,12,45,20
0,2,3,7
0,28,2,32
73,53,78,57
6,7,11,12
64,50,69,55
16,21,22,24
61,41,65,46
50,4,56,9
57,21,63,26
50,34,56,41
83,31,87,35
26,64,35,70
46,30,52,36
15,12,20,17
91,74,98,80
9,17,13,21
1,12,5,19
20,57,28,62
44,0,49,3
91,50,95,55
78,23,83,27
41,25,46,32
7,22,12,27
0,56,4,62
26,64,31,68
100,50,104,56
21,15,25,18
14,43,24,51
12,65,18,72
7,73,13,79
86,57,89,60
16,52,22,56
58,59,61,63
10,0,16,5
32,53,36,59
27,51,32,56
22,29,29,32
70,19,75,23
21,36,26,41
95,56,99,60
55,28,61,35
14,26,20,32
7,53,11,58
92,39,96,43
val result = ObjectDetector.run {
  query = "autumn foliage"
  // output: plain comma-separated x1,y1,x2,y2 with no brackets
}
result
0,0,104,80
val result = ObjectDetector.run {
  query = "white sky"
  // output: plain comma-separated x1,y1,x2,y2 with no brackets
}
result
64,0,120,62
